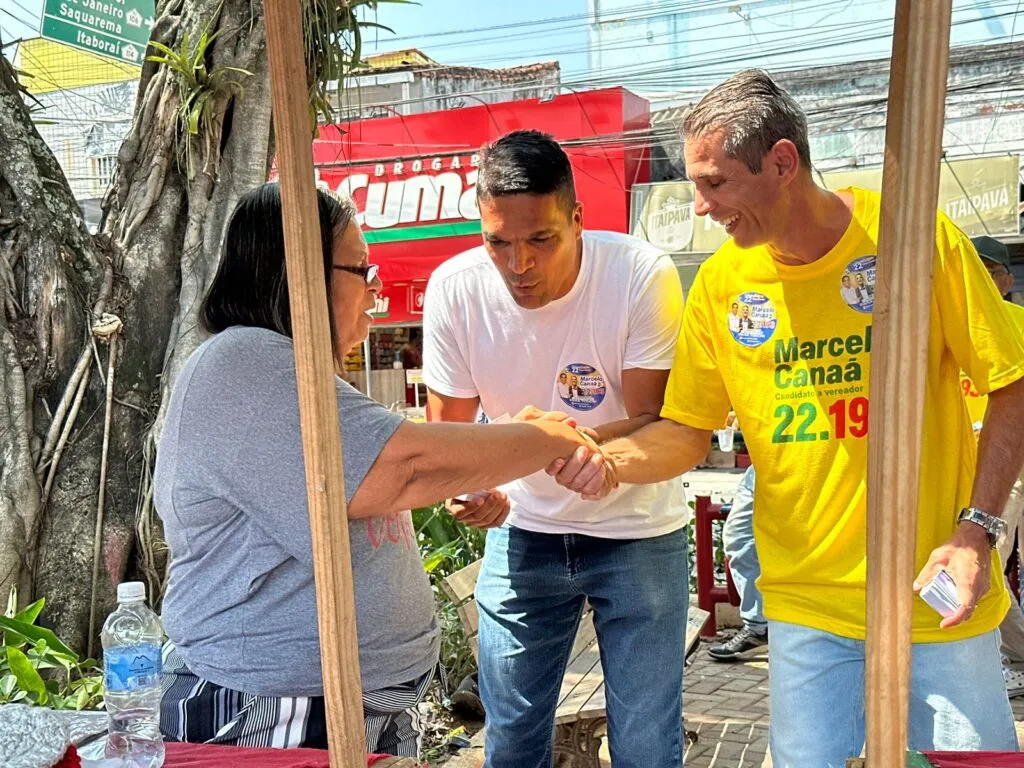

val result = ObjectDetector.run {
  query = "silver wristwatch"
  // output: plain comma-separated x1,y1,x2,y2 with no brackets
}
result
957,506,1008,549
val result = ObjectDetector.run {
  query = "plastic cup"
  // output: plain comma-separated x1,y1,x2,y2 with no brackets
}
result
717,427,735,452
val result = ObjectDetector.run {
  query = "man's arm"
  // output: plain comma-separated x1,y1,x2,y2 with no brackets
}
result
603,418,712,484
587,368,670,443
427,389,480,424
550,417,712,494
915,375,1024,627
970,376,1024,515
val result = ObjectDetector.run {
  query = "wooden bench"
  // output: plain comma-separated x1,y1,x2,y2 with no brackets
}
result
442,559,710,767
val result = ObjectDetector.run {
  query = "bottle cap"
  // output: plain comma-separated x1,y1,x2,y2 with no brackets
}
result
117,581,146,602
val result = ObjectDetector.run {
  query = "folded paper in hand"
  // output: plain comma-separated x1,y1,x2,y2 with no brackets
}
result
919,569,961,618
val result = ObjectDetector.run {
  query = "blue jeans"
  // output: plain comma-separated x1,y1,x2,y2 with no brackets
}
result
476,525,690,768
769,620,1018,767
722,466,767,635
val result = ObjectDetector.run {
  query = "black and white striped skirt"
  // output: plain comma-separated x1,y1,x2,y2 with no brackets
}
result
160,644,434,757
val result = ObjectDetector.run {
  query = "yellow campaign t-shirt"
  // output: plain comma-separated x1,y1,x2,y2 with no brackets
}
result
961,302,1024,431
664,187,1024,643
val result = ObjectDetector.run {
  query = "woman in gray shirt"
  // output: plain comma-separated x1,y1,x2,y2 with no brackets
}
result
155,184,597,758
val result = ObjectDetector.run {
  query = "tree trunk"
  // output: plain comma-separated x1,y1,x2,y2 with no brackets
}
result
0,0,273,654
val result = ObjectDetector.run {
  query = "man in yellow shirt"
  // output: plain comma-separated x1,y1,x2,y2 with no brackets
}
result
550,71,1024,765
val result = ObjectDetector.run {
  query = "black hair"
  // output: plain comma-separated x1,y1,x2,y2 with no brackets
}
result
476,130,577,216
200,183,357,349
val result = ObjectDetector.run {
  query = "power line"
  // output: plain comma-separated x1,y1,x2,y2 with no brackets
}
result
0,7,37,30
332,19,1024,120
366,0,887,74
363,0,749,46
8,0,41,25
343,2,1021,103
980,0,1024,151
360,0,1016,70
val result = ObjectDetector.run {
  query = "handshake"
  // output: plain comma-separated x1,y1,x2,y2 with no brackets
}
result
448,406,619,529
517,406,620,501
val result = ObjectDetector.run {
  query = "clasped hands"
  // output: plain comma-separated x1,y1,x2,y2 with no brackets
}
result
516,406,619,501
447,406,619,529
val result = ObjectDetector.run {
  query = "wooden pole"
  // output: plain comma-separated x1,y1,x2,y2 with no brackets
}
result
864,1,952,765
263,1,365,766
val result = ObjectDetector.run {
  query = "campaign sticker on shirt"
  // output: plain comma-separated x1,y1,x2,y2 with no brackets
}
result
556,364,606,411
840,256,876,314
727,292,778,348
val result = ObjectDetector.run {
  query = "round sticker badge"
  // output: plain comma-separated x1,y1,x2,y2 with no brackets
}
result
840,256,876,314
727,292,778,348
556,364,606,412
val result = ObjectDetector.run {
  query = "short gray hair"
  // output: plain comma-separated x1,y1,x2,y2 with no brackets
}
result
683,70,812,174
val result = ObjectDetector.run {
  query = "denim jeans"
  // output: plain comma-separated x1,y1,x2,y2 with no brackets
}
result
722,466,767,635
768,619,1018,767
476,525,690,768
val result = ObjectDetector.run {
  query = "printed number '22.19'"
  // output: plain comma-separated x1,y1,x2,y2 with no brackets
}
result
772,398,869,444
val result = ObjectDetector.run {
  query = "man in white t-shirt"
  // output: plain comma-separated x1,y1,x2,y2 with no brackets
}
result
423,130,689,768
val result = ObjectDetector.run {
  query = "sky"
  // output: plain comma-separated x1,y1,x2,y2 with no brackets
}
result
357,0,591,75
1,0,1019,95
0,0,592,75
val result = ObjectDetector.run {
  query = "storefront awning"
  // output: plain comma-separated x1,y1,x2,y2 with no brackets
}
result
312,87,652,323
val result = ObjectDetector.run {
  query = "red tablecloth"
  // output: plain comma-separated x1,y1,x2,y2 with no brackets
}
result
56,743,1023,767
125,743,423,767
923,753,1024,767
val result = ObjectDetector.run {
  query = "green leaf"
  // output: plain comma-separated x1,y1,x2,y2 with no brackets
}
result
357,21,396,33
0,616,77,660
14,599,44,626
0,674,17,697
7,647,47,702
422,549,449,573
187,102,204,135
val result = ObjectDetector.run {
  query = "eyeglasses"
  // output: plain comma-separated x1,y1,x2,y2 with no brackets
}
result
333,263,380,284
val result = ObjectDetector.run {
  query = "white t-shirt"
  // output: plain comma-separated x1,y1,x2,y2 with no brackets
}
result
423,230,689,538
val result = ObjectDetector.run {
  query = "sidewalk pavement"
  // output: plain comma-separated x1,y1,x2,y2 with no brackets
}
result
682,648,771,768
680,640,1024,768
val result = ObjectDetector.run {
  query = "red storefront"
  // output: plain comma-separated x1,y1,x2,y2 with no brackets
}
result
312,87,650,403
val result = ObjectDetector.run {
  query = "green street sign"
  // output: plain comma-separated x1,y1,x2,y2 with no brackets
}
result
40,0,155,64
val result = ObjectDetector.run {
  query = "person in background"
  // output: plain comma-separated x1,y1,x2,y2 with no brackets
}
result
400,337,423,369
961,234,1024,698
707,465,769,661
155,183,594,757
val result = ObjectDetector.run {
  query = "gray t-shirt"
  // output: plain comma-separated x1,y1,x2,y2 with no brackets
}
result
154,326,439,697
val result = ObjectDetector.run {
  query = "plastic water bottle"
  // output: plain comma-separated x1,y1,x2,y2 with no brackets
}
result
101,581,165,767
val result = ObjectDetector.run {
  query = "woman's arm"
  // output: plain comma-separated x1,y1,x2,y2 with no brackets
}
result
348,419,593,518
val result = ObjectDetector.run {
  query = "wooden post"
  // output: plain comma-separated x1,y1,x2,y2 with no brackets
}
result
263,1,365,766
864,1,952,765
